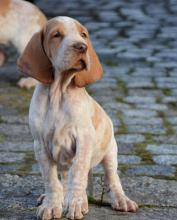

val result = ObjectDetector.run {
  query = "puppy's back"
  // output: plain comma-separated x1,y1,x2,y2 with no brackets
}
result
0,0,47,52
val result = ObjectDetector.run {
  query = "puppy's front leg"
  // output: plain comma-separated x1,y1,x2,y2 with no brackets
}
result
64,134,93,220
34,141,63,220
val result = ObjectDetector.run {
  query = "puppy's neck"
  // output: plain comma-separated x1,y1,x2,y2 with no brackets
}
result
48,69,83,100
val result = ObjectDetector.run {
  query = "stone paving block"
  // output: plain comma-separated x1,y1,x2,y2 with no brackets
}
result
124,96,156,104
128,89,164,97
0,164,19,173
93,176,177,207
126,165,176,177
0,152,25,163
0,141,33,152
117,143,135,154
118,134,145,144
135,104,168,111
0,123,31,137
1,115,28,124
126,81,154,89
120,8,151,22
1,174,177,219
122,109,157,118
162,96,177,103
0,106,17,117
147,144,177,155
98,11,119,22
124,117,163,126
153,155,177,165
119,155,141,165
153,136,177,144
127,125,166,135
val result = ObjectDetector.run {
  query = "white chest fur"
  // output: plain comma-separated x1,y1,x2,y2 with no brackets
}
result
29,83,93,169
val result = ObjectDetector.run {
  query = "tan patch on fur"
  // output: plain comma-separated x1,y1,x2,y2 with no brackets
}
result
18,19,67,84
17,30,53,84
43,19,65,58
32,4,47,27
0,0,11,16
74,23,103,87
92,102,101,129
101,118,112,151
92,102,112,151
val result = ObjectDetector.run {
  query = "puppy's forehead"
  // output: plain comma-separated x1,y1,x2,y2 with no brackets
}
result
47,16,85,34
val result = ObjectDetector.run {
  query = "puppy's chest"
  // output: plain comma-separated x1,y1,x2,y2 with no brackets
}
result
39,99,87,163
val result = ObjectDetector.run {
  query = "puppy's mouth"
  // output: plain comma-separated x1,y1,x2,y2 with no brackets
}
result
67,59,87,73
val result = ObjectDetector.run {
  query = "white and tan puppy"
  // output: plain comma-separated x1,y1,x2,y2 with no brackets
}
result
18,16,138,220
0,0,47,88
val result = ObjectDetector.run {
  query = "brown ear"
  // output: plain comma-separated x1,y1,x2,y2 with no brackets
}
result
17,31,54,84
74,41,103,87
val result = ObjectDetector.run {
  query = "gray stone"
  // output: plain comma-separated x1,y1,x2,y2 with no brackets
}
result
118,155,141,165
127,81,154,88
127,125,166,135
99,11,119,22
153,136,177,144
153,155,177,165
118,143,135,154
124,117,163,126
162,96,177,103
118,134,145,144
124,96,155,104
135,104,168,111
0,152,25,163
0,141,33,152
126,165,176,177
31,163,40,174
1,115,28,124
0,123,31,137
147,144,177,154
0,164,19,173
122,109,157,118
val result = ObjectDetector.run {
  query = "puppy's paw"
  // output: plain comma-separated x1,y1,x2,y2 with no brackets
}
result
37,193,63,220
111,193,138,212
37,194,46,206
17,77,37,89
64,190,88,219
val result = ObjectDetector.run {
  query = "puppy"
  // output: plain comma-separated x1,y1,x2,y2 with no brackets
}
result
18,16,138,220
0,0,47,88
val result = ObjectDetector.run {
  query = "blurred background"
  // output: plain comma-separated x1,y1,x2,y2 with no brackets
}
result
0,0,177,219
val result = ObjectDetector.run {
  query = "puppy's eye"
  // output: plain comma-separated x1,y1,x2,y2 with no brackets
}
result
81,32,87,38
53,32,61,38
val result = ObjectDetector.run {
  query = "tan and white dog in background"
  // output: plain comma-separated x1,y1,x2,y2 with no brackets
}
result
18,16,138,220
0,0,47,88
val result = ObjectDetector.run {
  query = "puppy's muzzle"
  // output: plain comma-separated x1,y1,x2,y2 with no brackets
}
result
73,42,87,54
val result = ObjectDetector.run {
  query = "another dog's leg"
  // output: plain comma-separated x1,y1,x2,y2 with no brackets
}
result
0,50,7,66
102,138,138,212
17,77,37,89
64,135,92,219
34,141,63,220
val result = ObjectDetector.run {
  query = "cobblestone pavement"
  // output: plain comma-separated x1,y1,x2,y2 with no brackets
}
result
1,0,177,219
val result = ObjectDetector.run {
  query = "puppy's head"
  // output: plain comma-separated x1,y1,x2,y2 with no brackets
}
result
17,16,103,87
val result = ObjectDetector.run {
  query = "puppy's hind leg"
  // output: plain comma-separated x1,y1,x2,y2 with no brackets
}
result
101,138,138,212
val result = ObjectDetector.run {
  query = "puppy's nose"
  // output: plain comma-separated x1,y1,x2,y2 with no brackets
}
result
73,42,87,53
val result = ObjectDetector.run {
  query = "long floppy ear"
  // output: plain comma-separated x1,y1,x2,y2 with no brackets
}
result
74,41,103,87
17,31,54,84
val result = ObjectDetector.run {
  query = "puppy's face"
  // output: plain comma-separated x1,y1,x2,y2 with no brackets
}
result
44,17,89,73
18,16,103,87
